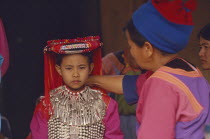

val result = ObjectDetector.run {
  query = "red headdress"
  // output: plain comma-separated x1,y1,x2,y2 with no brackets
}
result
37,36,103,119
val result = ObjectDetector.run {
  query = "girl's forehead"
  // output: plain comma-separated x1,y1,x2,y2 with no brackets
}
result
64,53,88,58
62,54,89,64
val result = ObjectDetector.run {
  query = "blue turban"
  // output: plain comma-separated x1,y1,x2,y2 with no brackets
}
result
132,0,196,54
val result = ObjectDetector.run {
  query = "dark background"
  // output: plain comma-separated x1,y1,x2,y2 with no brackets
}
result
0,0,101,138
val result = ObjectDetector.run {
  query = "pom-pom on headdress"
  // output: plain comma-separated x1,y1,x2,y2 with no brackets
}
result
40,36,103,119
132,0,197,53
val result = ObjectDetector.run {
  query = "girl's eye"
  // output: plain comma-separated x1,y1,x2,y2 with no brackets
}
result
66,68,72,70
204,46,209,49
79,67,86,69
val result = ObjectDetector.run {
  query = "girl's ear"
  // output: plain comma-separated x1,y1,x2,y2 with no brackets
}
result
55,65,62,76
89,63,94,74
143,41,154,57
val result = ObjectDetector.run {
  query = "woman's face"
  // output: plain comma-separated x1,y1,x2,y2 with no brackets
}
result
125,30,148,70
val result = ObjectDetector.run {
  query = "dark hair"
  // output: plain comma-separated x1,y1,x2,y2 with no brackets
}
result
198,23,210,41
55,52,93,66
123,19,171,55
123,19,148,47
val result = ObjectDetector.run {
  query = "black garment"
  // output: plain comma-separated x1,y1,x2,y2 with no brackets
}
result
165,58,195,71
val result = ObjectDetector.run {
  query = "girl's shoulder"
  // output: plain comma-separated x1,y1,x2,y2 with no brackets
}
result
90,87,111,108
33,96,51,120
102,93,111,108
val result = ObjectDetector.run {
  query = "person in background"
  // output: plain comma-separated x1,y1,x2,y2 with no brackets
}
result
197,23,210,139
0,18,9,78
102,48,141,139
87,0,210,138
0,18,11,139
30,36,123,139
0,18,10,114
198,23,210,70
0,55,12,139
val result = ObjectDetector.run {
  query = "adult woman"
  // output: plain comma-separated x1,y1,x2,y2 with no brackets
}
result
87,0,210,138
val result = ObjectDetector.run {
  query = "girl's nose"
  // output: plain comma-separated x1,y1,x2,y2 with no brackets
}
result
73,69,79,77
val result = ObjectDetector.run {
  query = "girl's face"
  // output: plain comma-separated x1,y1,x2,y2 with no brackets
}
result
55,54,94,91
199,37,210,70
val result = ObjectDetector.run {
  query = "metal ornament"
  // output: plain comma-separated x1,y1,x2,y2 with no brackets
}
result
48,86,106,139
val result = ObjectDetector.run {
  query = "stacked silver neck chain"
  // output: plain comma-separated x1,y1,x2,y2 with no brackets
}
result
48,86,106,139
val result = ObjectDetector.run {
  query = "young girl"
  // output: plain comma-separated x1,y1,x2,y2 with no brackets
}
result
30,36,123,139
